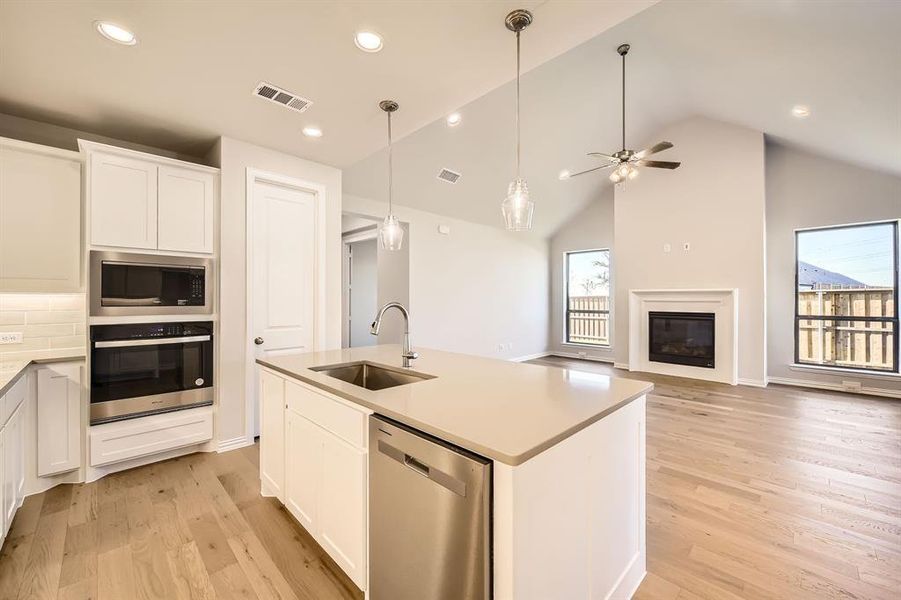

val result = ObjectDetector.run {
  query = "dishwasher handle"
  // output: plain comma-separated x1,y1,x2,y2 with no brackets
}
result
377,439,467,497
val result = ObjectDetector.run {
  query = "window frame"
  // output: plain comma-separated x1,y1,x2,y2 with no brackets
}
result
564,248,611,348
793,220,900,374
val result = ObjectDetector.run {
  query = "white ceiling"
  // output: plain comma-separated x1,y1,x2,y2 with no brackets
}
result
0,0,654,165
344,0,901,237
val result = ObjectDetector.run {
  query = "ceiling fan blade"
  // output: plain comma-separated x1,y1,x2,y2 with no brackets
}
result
635,141,674,159
568,164,615,178
587,152,618,162
638,160,681,169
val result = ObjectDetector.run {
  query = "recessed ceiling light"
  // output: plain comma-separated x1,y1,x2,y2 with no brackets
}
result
791,105,810,118
302,126,323,138
94,21,137,45
446,112,462,127
354,31,383,53
558,170,571,180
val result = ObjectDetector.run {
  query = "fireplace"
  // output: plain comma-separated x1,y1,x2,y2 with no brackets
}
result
648,311,715,368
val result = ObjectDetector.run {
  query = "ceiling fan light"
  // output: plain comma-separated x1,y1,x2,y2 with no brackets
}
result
502,178,534,231
627,166,639,180
609,171,623,183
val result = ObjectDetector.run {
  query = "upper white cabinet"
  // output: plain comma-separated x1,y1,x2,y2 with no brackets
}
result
81,140,218,254
89,151,158,250
0,138,82,292
158,165,215,253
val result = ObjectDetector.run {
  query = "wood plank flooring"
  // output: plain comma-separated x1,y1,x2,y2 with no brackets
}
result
0,443,362,600
530,357,901,600
2,357,899,599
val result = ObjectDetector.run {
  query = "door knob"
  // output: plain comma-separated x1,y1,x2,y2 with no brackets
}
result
254,337,264,345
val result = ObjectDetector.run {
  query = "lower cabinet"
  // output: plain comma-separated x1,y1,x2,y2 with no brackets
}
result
1,388,26,545
259,368,370,591
36,363,82,476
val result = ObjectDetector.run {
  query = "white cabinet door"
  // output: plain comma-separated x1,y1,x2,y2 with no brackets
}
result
319,432,367,589
284,409,321,532
0,424,7,538
1,405,23,535
12,405,24,509
157,165,215,253
0,140,82,292
90,152,158,249
259,370,285,500
36,363,82,477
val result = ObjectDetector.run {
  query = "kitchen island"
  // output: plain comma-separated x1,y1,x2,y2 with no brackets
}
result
257,344,652,600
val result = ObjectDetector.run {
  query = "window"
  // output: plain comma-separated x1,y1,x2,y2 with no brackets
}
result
795,221,899,373
565,249,610,346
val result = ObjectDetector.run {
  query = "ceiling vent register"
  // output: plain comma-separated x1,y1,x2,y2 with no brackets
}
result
436,168,462,184
253,81,312,113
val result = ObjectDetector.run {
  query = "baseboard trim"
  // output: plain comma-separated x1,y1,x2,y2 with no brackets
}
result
768,376,901,399
614,362,630,370
218,435,254,453
737,377,768,388
509,351,552,362
547,351,617,365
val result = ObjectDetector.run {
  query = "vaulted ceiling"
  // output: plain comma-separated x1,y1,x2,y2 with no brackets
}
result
343,0,901,236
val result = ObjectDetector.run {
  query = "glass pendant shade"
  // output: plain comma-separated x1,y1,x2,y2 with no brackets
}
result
502,178,534,231
379,214,404,251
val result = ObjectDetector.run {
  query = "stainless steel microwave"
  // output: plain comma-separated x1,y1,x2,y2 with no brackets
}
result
90,251,213,317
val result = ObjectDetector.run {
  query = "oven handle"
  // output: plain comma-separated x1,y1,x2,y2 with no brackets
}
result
94,335,211,348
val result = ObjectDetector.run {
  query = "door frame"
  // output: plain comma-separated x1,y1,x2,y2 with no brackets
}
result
245,168,327,443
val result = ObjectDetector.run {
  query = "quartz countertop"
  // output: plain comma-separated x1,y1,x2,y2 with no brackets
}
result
257,345,653,466
0,348,86,396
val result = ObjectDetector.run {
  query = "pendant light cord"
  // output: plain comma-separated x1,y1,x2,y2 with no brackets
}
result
387,110,393,213
621,50,626,151
515,30,521,179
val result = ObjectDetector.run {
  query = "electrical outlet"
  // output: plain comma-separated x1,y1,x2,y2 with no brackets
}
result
0,332,23,345
842,380,862,392
682,242,691,251
663,243,671,253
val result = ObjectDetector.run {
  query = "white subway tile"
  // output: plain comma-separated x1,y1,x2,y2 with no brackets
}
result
25,310,83,325
0,294,51,311
50,335,86,349
0,312,26,325
0,337,51,351
50,294,86,311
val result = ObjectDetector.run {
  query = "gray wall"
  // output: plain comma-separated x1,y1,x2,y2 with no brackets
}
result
548,187,616,361
349,238,378,347
765,142,901,393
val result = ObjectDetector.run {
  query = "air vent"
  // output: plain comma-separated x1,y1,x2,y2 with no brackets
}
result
253,81,312,113
436,168,461,184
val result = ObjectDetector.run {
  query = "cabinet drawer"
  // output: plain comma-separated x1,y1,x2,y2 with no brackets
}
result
1,373,27,428
286,380,367,449
90,406,212,467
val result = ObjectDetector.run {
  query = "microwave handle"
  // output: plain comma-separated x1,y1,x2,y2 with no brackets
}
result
94,335,211,348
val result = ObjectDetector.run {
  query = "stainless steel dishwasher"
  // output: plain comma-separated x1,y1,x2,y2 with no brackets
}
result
369,415,491,600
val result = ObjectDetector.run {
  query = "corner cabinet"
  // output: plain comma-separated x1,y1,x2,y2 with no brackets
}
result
80,140,217,254
36,363,82,477
0,138,82,292
258,367,371,592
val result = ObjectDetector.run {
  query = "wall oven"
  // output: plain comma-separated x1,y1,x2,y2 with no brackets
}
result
90,321,214,424
90,251,212,317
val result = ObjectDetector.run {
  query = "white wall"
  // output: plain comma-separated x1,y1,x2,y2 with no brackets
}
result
766,142,901,394
349,238,378,347
344,194,549,360
212,137,342,444
548,188,616,361
613,116,768,385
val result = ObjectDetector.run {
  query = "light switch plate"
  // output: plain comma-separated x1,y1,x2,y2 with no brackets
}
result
0,332,23,345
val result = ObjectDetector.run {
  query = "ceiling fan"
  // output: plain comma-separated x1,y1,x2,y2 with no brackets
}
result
567,43,680,183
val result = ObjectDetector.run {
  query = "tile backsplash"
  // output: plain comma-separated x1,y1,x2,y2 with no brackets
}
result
0,293,86,357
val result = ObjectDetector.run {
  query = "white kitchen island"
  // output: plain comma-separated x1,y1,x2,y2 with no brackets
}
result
257,345,652,600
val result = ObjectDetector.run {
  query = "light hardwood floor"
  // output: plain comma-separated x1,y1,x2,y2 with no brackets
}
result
2,357,899,599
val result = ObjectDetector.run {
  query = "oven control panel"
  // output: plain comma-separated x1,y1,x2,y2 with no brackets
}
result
90,321,214,342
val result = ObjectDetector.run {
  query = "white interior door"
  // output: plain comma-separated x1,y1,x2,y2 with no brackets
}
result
250,179,316,436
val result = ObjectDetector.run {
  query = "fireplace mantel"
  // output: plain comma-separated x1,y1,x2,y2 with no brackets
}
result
628,289,739,385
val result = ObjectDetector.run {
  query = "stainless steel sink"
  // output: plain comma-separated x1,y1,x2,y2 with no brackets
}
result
310,361,434,391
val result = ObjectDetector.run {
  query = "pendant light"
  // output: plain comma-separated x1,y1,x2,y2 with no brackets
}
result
501,9,534,231
378,100,404,251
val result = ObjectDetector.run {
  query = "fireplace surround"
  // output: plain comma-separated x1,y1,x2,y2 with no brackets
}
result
628,289,738,385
